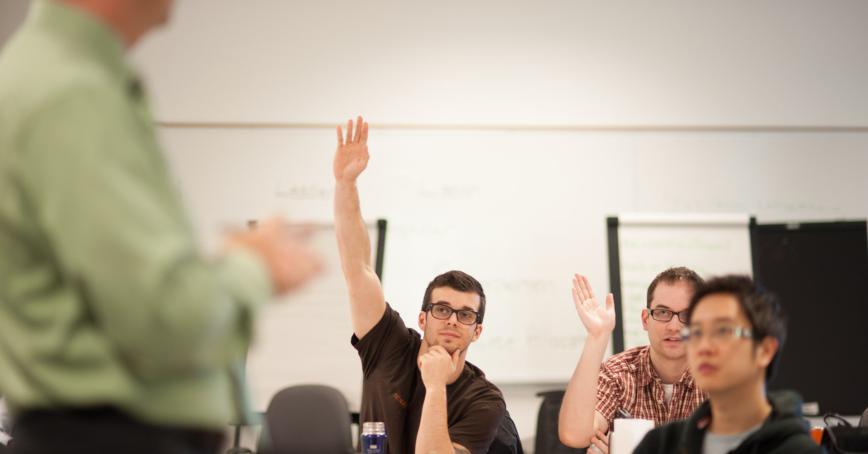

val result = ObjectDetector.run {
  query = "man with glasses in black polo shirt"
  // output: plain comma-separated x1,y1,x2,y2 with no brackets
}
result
333,117,506,454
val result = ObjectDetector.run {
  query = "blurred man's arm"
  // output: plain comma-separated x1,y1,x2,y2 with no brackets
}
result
19,86,320,377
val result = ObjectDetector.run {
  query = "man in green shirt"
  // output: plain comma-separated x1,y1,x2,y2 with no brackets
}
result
0,1,322,452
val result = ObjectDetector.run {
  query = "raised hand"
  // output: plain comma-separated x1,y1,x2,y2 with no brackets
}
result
333,116,369,184
571,274,616,338
418,345,461,389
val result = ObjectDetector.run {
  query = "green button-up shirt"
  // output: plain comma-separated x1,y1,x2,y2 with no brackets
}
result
0,1,271,429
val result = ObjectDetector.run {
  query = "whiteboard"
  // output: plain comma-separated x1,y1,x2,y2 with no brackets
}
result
244,224,381,412
158,126,868,387
611,214,754,351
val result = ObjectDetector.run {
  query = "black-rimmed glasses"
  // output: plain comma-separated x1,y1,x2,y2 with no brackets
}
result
648,308,689,324
424,303,480,325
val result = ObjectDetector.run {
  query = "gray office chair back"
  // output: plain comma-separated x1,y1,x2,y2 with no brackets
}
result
534,390,585,454
258,384,354,454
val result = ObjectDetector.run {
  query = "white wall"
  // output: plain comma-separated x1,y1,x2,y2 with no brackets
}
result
3,1,868,451
132,0,868,127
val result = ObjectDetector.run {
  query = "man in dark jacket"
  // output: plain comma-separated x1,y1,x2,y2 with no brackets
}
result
634,275,821,454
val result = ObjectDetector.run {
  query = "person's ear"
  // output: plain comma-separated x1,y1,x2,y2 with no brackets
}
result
471,323,483,342
641,308,650,331
418,311,427,331
755,336,779,369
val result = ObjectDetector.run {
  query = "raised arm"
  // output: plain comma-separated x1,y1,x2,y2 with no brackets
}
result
333,116,386,338
558,274,616,448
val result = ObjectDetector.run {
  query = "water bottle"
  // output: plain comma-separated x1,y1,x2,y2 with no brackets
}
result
361,421,387,454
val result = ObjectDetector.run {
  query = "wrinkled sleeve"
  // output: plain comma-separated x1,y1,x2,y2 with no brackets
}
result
18,85,271,378
449,397,506,454
596,362,624,429
351,304,413,378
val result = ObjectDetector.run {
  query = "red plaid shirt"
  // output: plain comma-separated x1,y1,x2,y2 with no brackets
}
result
596,345,706,430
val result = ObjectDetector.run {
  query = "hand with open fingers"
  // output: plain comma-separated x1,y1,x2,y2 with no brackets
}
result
224,217,322,295
572,274,616,338
418,345,460,389
589,429,610,454
333,116,369,184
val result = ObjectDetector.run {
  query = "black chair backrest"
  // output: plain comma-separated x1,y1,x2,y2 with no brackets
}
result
534,390,586,454
258,384,354,454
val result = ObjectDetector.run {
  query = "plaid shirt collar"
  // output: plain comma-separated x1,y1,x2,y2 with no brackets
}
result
634,345,697,389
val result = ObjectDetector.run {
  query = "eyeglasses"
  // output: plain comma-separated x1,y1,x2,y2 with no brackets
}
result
424,303,480,325
648,308,689,324
679,325,753,346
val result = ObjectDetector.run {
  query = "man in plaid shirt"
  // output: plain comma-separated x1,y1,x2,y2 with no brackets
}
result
559,267,707,453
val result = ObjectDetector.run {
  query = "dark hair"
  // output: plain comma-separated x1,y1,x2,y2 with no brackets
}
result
687,275,787,382
421,270,486,323
646,266,703,307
